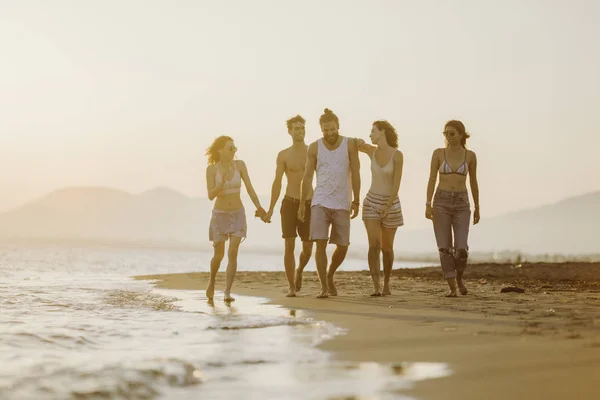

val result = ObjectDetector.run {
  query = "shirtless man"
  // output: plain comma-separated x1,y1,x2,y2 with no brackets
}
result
265,115,314,297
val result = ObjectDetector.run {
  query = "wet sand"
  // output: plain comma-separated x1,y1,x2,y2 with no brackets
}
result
137,262,600,399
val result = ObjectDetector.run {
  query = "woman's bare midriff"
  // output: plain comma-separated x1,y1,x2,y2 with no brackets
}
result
214,193,244,211
437,174,468,192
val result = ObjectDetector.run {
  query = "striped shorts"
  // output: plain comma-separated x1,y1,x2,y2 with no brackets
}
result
361,192,404,228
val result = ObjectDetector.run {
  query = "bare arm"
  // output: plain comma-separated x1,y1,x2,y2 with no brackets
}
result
267,151,285,214
238,160,264,210
206,166,223,201
300,143,317,203
386,151,404,207
348,139,361,215
426,149,440,205
469,151,479,209
353,138,376,155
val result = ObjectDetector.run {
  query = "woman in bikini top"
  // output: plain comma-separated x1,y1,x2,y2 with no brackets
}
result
205,136,266,303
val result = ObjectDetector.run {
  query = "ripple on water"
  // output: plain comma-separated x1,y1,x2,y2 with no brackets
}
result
104,290,180,311
0,358,203,400
0,244,450,400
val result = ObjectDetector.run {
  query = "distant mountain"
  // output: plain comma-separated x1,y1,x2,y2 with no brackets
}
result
0,186,281,252
394,191,600,255
0,187,598,255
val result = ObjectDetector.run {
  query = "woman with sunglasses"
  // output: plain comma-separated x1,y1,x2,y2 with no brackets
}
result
205,136,266,302
425,120,480,297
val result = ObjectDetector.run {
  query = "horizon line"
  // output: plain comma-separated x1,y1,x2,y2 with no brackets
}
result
2,184,599,217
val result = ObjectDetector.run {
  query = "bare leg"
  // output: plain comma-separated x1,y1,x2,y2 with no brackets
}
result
446,277,458,297
381,226,398,296
364,219,382,296
224,235,242,302
327,245,348,296
206,242,225,300
456,270,467,295
455,249,469,295
284,238,297,297
315,240,329,298
295,241,313,292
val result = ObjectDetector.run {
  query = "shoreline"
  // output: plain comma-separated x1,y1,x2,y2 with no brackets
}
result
136,263,600,400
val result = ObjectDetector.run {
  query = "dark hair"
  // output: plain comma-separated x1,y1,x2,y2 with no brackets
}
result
319,108,339,126
444,120,470,148
286,115,306,131
372,120,398,148
205,135,234,165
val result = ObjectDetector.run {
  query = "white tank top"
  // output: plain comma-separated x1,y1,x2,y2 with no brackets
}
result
312,137,352,210
368,149,396,196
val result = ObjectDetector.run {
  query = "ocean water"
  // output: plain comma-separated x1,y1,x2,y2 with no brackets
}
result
0,242,450,399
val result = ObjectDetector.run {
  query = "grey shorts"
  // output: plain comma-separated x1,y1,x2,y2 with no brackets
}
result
309,205,351,246
209,208,247,243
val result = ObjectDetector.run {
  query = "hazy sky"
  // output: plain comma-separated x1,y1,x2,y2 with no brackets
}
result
1,0,599,228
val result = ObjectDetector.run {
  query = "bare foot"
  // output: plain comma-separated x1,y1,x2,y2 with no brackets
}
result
317,290,329,299
327,275,337,296
224,293,235,302
445,278,457,298
206,280,215,301
371,283,381,297
294,270,303,292
286,288,296,297
382,284,391,296
457,280,468,295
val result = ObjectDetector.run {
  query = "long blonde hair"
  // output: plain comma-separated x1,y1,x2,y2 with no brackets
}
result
205,135,233,165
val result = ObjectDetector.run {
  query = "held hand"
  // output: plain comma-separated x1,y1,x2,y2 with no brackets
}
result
473,208,480,225
425,205,434,220
255,207,267,221
297,203,306,222
350,202,360,219
264,209,274,223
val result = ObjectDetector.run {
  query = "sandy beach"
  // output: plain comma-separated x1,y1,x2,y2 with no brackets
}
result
137,262,600,400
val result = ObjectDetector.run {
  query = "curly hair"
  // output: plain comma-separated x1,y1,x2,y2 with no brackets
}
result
286,115,306,131
372,120,398,148
205,135,234,165
444,120,470,148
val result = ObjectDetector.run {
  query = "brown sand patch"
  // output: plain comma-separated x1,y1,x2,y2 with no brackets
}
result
136,262,600,400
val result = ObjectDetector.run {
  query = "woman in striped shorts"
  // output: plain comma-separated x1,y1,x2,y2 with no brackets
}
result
354,120,404,296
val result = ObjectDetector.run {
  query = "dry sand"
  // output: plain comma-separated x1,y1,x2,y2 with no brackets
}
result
137,262,600,400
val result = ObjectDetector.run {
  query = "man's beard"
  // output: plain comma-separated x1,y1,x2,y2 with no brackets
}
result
324,134,338,144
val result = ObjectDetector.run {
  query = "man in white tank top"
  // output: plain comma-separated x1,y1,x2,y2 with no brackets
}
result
298,108,361,298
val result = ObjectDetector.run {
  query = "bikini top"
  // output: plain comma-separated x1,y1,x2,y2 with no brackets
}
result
216,162,241,194
439,149,468,175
